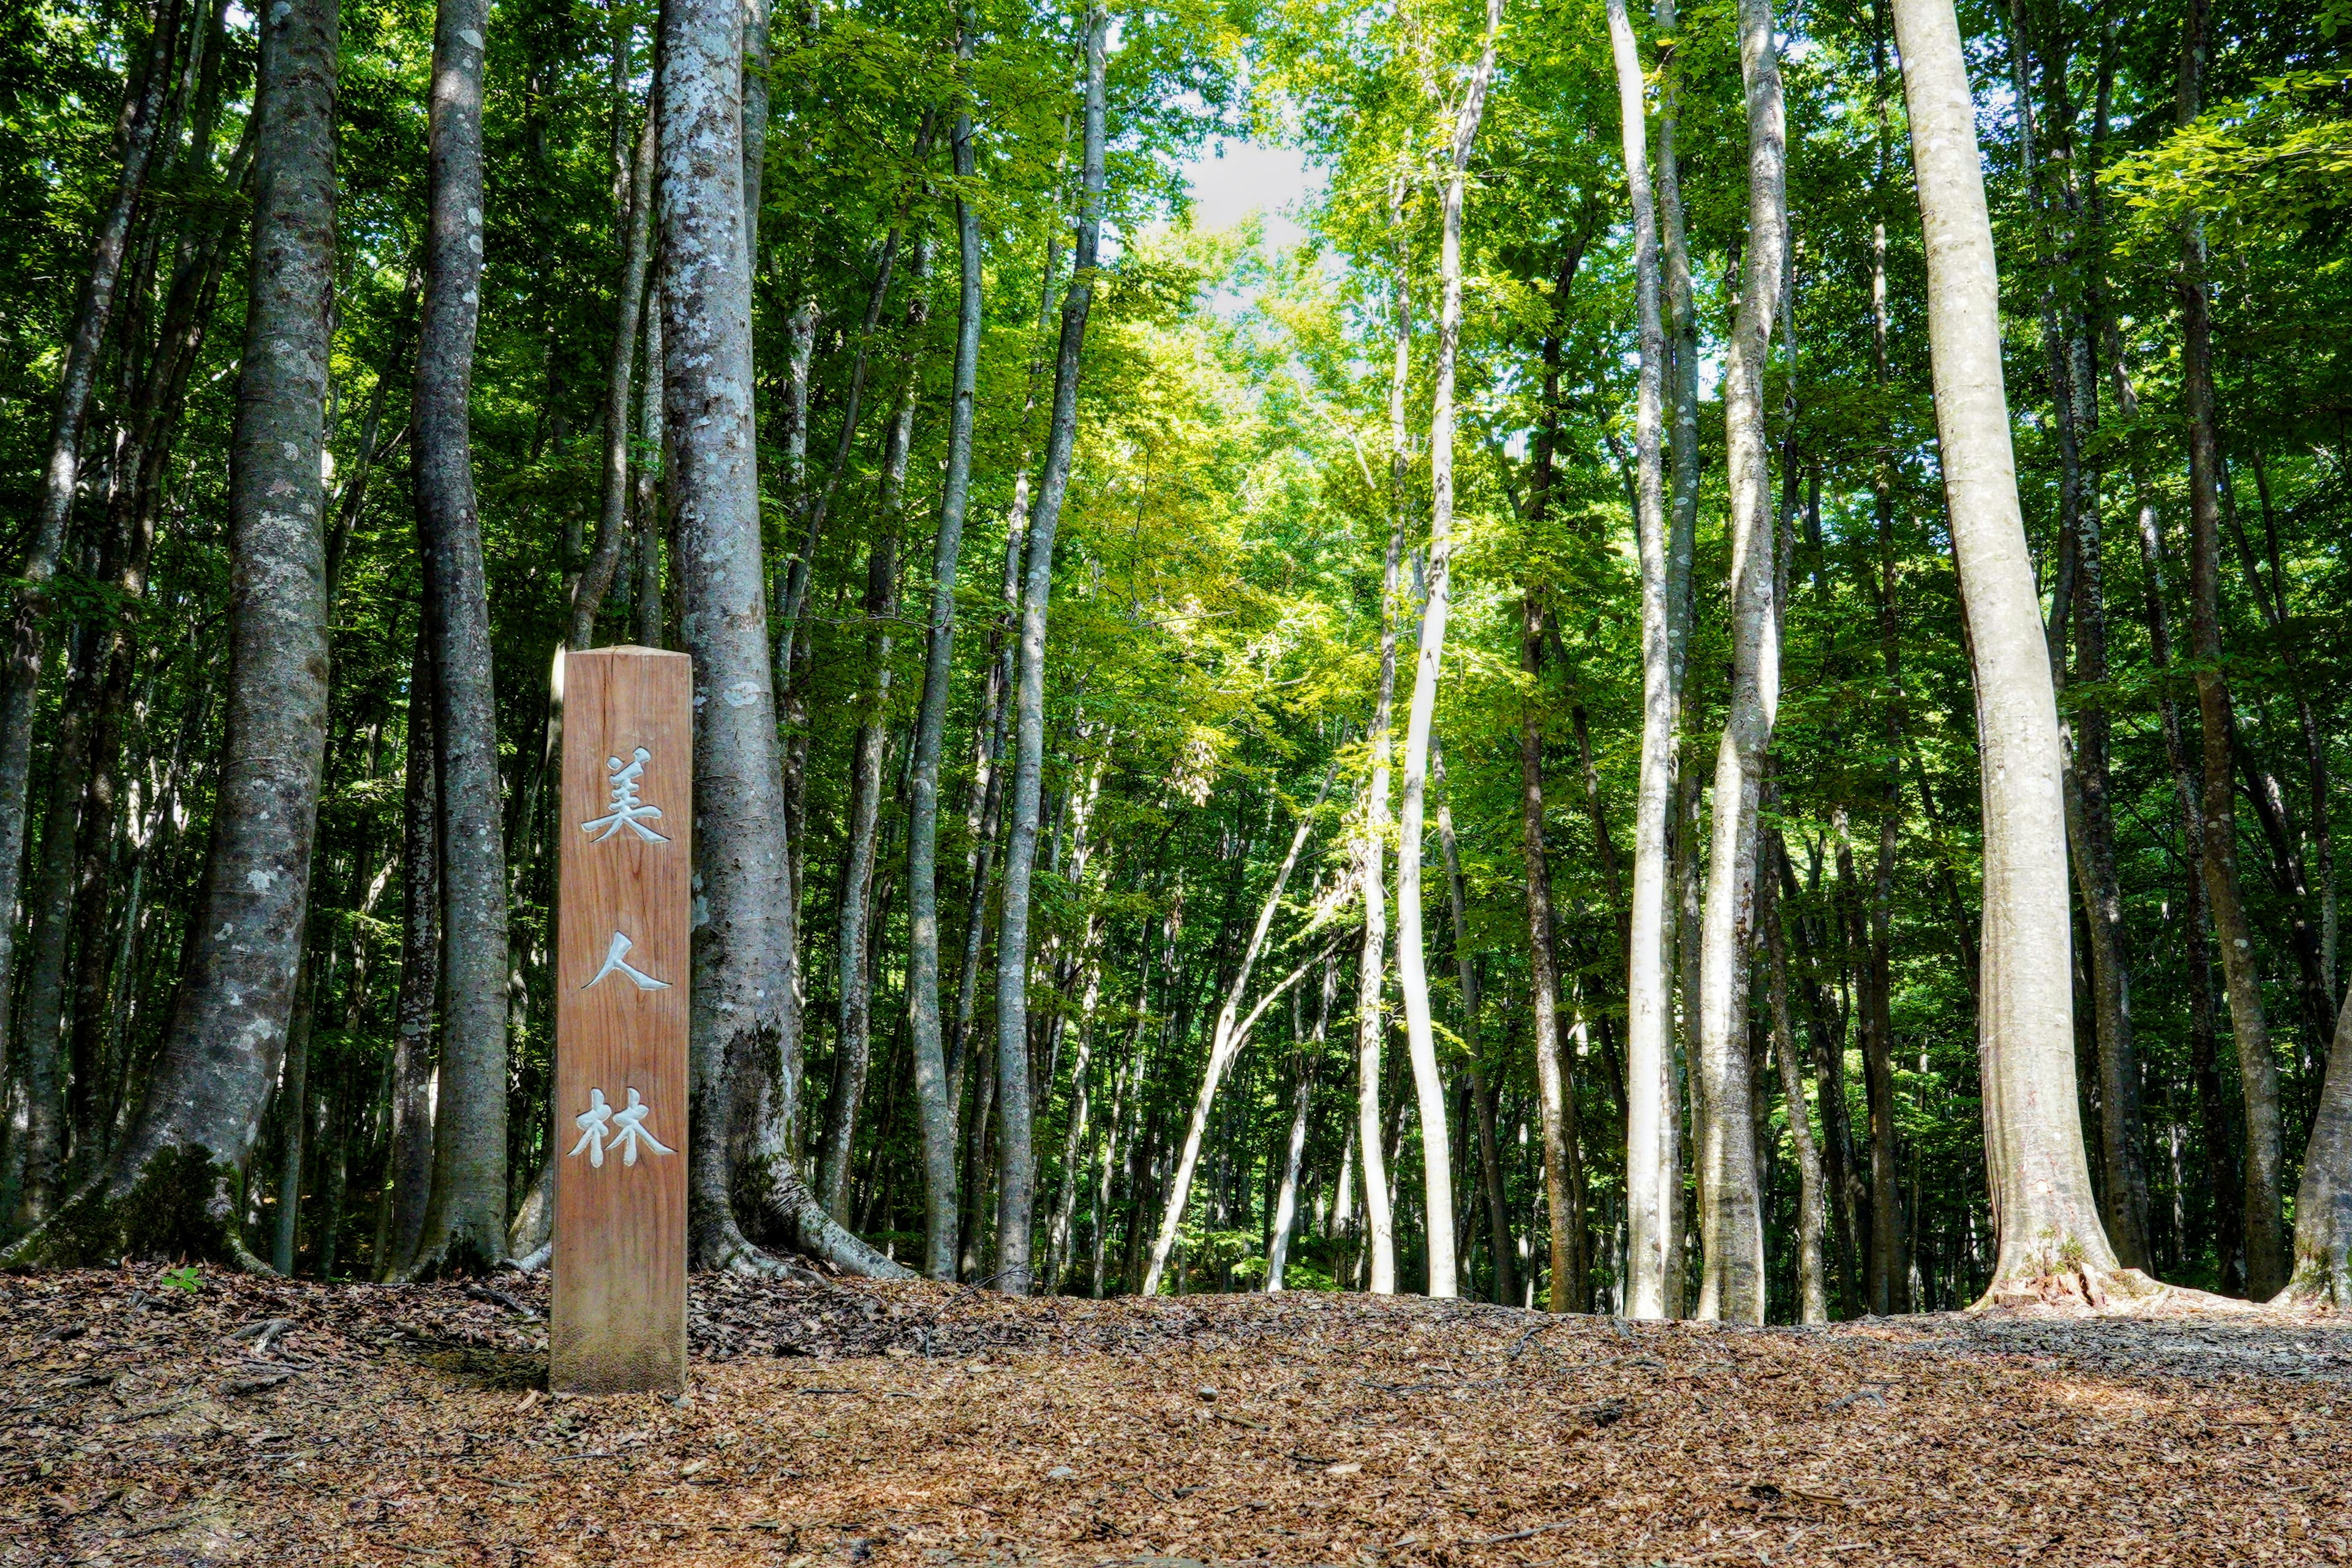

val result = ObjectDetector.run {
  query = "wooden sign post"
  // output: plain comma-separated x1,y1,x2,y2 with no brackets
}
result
551,646,692,1395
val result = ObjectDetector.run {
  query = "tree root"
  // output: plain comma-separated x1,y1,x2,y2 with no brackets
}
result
736,1156,914,1281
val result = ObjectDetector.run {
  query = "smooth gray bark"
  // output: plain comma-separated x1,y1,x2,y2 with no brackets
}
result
409,0,510,1276
10,0,336,1267
907,51,985,1281
1692,0,1787,1325
993,5,1106,1297
1607,0,1677,1321
1891,0,2127,1302
1395,0,1501,1302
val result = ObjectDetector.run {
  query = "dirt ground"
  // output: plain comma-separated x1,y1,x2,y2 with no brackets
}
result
6,1267,2352,1567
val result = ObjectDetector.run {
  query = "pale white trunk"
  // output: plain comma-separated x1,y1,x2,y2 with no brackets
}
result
1144,770,1335,1294
1891,0,2122,1302
1394,0,1502,1302
1608,0,1678,1321
1692,0,1787,1325
1267,952,1336,1291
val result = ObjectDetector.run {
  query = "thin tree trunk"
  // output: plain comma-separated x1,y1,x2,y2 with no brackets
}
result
1764,844,1828,1322
1891,0,2127,1301
1521,598,1578,1311
992,7,1106,1296
2171,0,2286,1299
1607,0,1678,1320
382,631,439,1278
1691,0,1786,1325
1433,742,1514,1305
0,0,186,1082
634,277,666,649
907,32,984,1282
271,951,317,1273
1394,0,1502,1302
408,0,509,1276
571,94,657,649
1267,951,1334,1293
817,238,928,1223
1145,767,1336,1293
10,0,334,1268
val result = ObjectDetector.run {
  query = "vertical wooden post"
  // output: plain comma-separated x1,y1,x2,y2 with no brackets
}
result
551,646,692,1394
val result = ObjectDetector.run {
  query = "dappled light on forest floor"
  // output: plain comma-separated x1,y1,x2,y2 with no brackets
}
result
7,1267,2352,1565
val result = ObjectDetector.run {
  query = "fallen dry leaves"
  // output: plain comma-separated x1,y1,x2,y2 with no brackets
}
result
6,1267,2352,1566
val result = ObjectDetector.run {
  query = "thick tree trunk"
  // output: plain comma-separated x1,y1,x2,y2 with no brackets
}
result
1394,0,1501,1302
992,6,1106,1296
1607,0,1679,1321
1691,0,1786,1325
661,0,780,1270
408,0,510,1276
10,0,336,1268
907,58,985,1282
382,631,440,1278
571,98,656,649
1891,0,2129,1302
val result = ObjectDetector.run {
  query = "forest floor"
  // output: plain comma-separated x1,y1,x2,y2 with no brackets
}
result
4,1267,2351,1567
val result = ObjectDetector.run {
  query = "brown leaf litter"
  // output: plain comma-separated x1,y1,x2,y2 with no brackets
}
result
6,1265,2352,1566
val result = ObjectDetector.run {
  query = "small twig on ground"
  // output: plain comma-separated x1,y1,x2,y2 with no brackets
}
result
1461,1518,1580,1547
1828,1389,1887,1411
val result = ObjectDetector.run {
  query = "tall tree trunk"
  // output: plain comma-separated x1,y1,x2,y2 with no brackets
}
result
382,631,440,1278
1691,0,1786,1325
1521,600,1580,1311
10,0,335,1267
992,6,1106,1296
2173,0,2285,1298
409,0,510,1276
1394,0,1502,1302
634,282,666,649
571,92,656,649
1433,742,1514,1305
907,37,984,1282
271,950,317,1273
1607,0,1679,1320
817,239,927,1223
1891,0,2127,1302
1349,170,1414,1302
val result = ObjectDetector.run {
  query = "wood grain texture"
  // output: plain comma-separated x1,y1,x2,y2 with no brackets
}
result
551,646,692,1394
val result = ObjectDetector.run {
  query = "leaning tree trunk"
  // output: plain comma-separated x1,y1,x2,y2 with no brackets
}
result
1890,0,2132,1304
1606,0,1678,1321
1266,951,1335,1292
1691,0,1787,1326
1143,767,1335,1294
992,4,1107,1296
7,0,336,1268
907,46,986,1282
1394,0,1501,1302
408,0,511,1278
